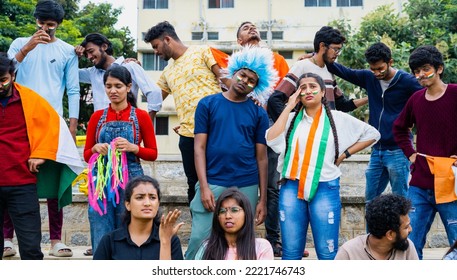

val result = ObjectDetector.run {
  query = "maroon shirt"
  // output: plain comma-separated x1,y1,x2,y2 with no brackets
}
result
393,84,457,190
0,87,36,186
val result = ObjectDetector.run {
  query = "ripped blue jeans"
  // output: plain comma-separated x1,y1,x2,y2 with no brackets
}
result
279,178,341,260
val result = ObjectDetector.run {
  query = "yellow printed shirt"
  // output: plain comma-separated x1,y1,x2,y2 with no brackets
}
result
158,45,221,137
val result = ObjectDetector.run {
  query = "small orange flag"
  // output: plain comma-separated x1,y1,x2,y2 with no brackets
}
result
425,156,457,204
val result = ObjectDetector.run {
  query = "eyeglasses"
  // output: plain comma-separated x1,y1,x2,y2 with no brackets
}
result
327,45,343,54
218,206,244,216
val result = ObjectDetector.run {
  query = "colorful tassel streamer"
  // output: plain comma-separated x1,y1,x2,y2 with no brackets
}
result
87,138,129,216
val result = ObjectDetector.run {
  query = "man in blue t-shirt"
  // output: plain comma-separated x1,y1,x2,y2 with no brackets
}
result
185,46,278,260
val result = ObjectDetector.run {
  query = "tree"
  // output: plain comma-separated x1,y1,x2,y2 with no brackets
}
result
1,0,136,134
329,0,457,119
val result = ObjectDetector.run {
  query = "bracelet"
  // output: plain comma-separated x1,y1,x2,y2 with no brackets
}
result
344,149,351,159
20,48,26,56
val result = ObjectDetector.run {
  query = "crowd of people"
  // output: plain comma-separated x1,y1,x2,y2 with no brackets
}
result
1,0,457,261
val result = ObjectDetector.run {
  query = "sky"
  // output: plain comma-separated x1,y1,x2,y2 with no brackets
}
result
78,0,138,40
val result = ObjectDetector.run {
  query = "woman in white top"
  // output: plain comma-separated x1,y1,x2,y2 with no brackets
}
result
266,72,380,260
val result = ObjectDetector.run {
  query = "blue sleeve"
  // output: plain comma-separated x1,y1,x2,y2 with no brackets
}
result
7,38,25,64
125,62,162,112
79,68,92,84
327,62,369,89
256,109,269,145
65,52,80,119
194,98,210,134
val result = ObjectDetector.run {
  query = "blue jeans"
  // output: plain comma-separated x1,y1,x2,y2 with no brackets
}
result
365,148,410,202
0,184,43,260
408,186,457,259
279,178,341,260
90,106,143,253
265,147,281,246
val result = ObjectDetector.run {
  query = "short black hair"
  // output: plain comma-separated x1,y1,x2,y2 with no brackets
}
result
366,194,411,239
144,21,180,43
34,0,65,24
81,33,114,56
365,42,392,64
409,45,445,78
313,26,346,53
0,53,15,76
236,21,253,39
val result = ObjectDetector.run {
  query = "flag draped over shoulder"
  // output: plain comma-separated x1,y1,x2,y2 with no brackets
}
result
15,83,85,209
419,153,457,204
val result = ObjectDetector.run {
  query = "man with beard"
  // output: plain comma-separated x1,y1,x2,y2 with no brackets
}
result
5,0,79,258
186,46,278,260
267,26,367,122
393,45,457,259
0,53,83,260
326,43,422,204
75,33,162,120
143,21,229,205
335,194,418,260
235,21,288,258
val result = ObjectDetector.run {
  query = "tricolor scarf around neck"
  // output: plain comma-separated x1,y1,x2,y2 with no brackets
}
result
282,105,330,201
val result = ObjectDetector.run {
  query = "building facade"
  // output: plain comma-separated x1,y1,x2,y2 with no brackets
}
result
136,0,405,155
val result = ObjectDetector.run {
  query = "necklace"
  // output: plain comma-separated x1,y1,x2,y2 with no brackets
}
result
311,56,324,68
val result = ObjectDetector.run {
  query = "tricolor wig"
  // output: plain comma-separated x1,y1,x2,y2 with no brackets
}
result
227,46,279,105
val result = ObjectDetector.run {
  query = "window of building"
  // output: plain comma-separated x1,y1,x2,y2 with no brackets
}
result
143,0,168,9
278,50,293,59
336,0,363,7
142,53,168,71
208,0,234,8
155,116,169,135
259,31,284,40
304,0,331,7
191,32,219,40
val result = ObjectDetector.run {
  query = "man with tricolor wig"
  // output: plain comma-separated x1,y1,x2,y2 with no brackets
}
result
393,45,457,259
0,53,84,260
186,46,278,260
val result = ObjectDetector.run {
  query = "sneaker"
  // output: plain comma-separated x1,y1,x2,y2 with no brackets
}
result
3,241,17,258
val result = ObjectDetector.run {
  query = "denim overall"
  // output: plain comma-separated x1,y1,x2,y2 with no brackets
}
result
88,106,144,253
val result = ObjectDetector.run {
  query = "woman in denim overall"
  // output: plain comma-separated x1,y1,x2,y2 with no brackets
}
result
84,66,158,254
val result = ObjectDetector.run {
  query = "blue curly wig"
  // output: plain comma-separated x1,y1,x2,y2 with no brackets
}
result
227,46,278,105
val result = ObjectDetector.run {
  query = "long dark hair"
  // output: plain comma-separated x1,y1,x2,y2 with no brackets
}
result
284,72,340,167
103,65,137,107
202,188,257,260
122,175,162,225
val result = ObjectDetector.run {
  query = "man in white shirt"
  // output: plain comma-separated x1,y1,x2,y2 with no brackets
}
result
75,33,162,120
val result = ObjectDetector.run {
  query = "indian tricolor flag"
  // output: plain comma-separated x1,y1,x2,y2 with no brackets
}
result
282,106,330,201
16,83,85,209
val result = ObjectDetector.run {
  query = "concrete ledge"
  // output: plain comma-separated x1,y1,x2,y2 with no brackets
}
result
30,154,447,249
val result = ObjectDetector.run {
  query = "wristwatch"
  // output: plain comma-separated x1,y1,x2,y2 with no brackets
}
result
344,149,351,159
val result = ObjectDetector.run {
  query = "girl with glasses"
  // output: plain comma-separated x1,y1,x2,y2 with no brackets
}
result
195,188,274,260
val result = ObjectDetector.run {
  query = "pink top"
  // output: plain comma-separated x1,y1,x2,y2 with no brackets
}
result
225,238,274,260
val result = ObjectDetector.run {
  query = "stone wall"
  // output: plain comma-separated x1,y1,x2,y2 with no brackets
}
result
39,154,448,248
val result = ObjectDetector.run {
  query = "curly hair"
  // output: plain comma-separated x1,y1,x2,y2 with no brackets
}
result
365,194,412,238
409,45,444,78
34,0,65,24
0,53,15,76
144,21,180,43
